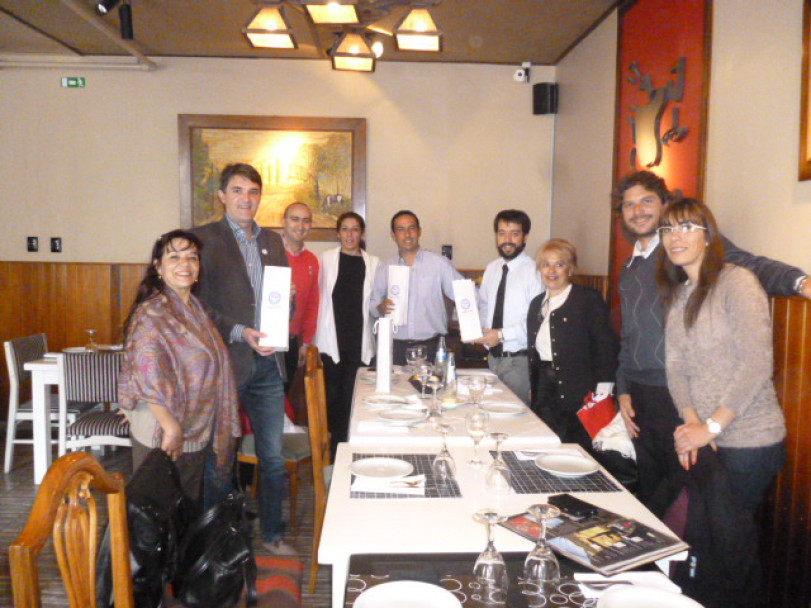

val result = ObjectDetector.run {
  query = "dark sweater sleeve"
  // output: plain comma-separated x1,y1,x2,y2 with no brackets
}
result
721,235,804,296
585,289,619,385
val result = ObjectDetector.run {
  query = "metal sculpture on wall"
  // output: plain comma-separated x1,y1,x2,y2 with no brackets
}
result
628,57,689,168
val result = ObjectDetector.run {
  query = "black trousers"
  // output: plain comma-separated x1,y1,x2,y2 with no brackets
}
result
322,352,363,457
627,381,683,515
530,361,592,453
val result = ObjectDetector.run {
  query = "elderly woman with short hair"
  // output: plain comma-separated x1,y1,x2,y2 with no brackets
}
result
527,238,619,450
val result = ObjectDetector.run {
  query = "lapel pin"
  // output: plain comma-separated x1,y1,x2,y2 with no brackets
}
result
262,249,268,255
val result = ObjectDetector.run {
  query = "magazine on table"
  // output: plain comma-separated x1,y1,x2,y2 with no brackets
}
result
501,494,689,575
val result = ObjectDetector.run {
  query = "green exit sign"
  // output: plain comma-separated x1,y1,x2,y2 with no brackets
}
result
60,77,86,88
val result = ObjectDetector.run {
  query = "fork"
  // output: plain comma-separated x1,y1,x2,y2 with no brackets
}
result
389,479,424,487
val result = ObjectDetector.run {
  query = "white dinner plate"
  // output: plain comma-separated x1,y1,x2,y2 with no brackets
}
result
597,586,704,608
479,401,526,417
360,372,400,385
354,581,462,608
349,458,414,480
378,408,426,425
362,394,409,409
535,453,599,477
62,347,88,353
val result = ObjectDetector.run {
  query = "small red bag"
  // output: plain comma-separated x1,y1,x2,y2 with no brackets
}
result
577,392,617,439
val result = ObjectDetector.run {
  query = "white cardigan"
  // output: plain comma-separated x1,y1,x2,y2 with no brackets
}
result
313,246,380,364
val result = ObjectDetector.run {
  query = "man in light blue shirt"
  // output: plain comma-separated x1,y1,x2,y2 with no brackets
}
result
473,210,543,404
370,210,462,365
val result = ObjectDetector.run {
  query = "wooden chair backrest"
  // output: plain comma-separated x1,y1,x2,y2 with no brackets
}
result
303,345,331,495
5,333,48,388
9,451,134,608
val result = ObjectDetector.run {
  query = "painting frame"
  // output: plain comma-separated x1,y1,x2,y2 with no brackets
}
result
800,0,811,180
178,114,367,239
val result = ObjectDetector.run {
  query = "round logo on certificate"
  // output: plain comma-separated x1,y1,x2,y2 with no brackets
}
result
461,298,471,310
391,285,401,296
267,291,281,305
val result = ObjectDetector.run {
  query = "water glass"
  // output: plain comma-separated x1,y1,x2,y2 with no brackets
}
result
485,432,512,494
473,509,510,597
522,504,561,596
431,421,456,483
466,409,490,466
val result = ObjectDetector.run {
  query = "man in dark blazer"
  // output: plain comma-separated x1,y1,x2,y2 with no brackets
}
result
192,163,295,556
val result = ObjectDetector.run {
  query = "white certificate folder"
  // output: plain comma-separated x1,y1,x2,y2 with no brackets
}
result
387,265,410,326
453,279,483,342
258,265,291,350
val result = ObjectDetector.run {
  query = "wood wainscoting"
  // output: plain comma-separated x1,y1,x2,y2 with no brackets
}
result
1,262,809,606
0,261,147,414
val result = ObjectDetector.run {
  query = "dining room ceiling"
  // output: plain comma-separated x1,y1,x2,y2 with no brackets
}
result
0,0,617,68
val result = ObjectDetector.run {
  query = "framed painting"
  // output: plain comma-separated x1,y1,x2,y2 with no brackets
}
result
800,0,811,180
178,114,367,239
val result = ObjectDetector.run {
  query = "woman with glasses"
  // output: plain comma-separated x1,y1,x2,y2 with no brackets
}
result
526,238,618,450
656,199,786,515
313,212,380,455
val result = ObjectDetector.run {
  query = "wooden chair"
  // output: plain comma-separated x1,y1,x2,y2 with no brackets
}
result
57,351,131,455
303,345,332,593
237,432,311,533
9,451,134,608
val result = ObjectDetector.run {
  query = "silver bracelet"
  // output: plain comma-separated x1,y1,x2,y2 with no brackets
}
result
794,275,808,295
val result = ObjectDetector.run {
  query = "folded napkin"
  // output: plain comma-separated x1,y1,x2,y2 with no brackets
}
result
351,474,426,495
574,571,681,599
356,421,410,434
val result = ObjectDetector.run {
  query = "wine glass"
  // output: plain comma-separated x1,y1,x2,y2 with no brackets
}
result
485,432,512,494
464,375,488,408
85,329,98,351
522,504,561,596
426,374,444,423
405,344,426,374
473,509,510,596
466,409,490,466
417,363,433,400
431,421,456,483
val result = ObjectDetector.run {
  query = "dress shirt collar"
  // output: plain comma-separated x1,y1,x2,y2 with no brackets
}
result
282,233,309,256
225,214,262,242
398,247,424,265
628,234,660,265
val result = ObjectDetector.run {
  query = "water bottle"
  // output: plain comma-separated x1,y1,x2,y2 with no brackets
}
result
435,336,447,369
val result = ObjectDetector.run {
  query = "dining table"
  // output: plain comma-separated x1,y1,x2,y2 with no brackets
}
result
318,367,686,608
348,367,561,450
23,356,58,484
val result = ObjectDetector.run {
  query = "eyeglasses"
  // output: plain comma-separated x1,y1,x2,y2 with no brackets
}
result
656,222,707,237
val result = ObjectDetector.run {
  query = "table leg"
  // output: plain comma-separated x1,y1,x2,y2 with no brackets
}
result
331,559,348,608
31,374,53,485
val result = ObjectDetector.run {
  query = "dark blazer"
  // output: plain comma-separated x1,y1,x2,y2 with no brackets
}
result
527,283,618,414
191,217,288,387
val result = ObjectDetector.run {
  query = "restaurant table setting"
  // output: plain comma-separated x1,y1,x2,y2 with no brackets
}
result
349,453,462,499
344,552,693,608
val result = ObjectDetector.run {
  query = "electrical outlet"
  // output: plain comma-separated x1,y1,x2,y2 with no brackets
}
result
441,245,453,260
27,236,39,252
51,237,62,253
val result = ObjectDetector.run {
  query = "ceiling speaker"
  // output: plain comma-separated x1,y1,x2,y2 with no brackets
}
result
533,83,559,115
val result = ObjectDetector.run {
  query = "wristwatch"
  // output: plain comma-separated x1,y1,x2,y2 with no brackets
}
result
705,417,722,436
497,330,504,342
794,275,808,296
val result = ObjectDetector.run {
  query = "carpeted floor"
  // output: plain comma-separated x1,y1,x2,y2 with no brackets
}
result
0,437,333,607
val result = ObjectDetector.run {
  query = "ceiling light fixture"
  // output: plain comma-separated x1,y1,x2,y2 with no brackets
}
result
394,7,441,52
330,31,375,72
302,0,359,25
96,0,121,15
119,1,133,40
245,4,297,49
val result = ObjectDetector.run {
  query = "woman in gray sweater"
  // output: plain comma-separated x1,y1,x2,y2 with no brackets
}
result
656,198,786,515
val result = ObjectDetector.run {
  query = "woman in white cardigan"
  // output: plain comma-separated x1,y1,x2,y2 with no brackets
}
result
313,212,380,454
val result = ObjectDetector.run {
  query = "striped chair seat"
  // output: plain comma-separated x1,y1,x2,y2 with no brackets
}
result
68,411,130,438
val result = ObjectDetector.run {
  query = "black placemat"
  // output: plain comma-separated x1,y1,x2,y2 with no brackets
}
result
498,451,623,494
350,452,461,499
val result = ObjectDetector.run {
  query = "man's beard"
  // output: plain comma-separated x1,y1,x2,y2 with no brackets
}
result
499,242,526,260
620,218,657,243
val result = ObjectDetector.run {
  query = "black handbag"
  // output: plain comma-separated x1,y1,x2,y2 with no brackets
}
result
173,491,258,608
97,448,198,608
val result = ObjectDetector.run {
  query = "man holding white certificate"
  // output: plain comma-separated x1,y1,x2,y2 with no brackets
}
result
370,210,462,365
191,163,296,557
473,209,543,405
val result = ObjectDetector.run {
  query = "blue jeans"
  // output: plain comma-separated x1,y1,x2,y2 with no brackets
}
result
718,440,786,515
238,354,287,542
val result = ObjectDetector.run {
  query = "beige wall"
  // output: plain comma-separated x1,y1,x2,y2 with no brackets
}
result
705,0,811,271
0,58,555,268
550,12,617,275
